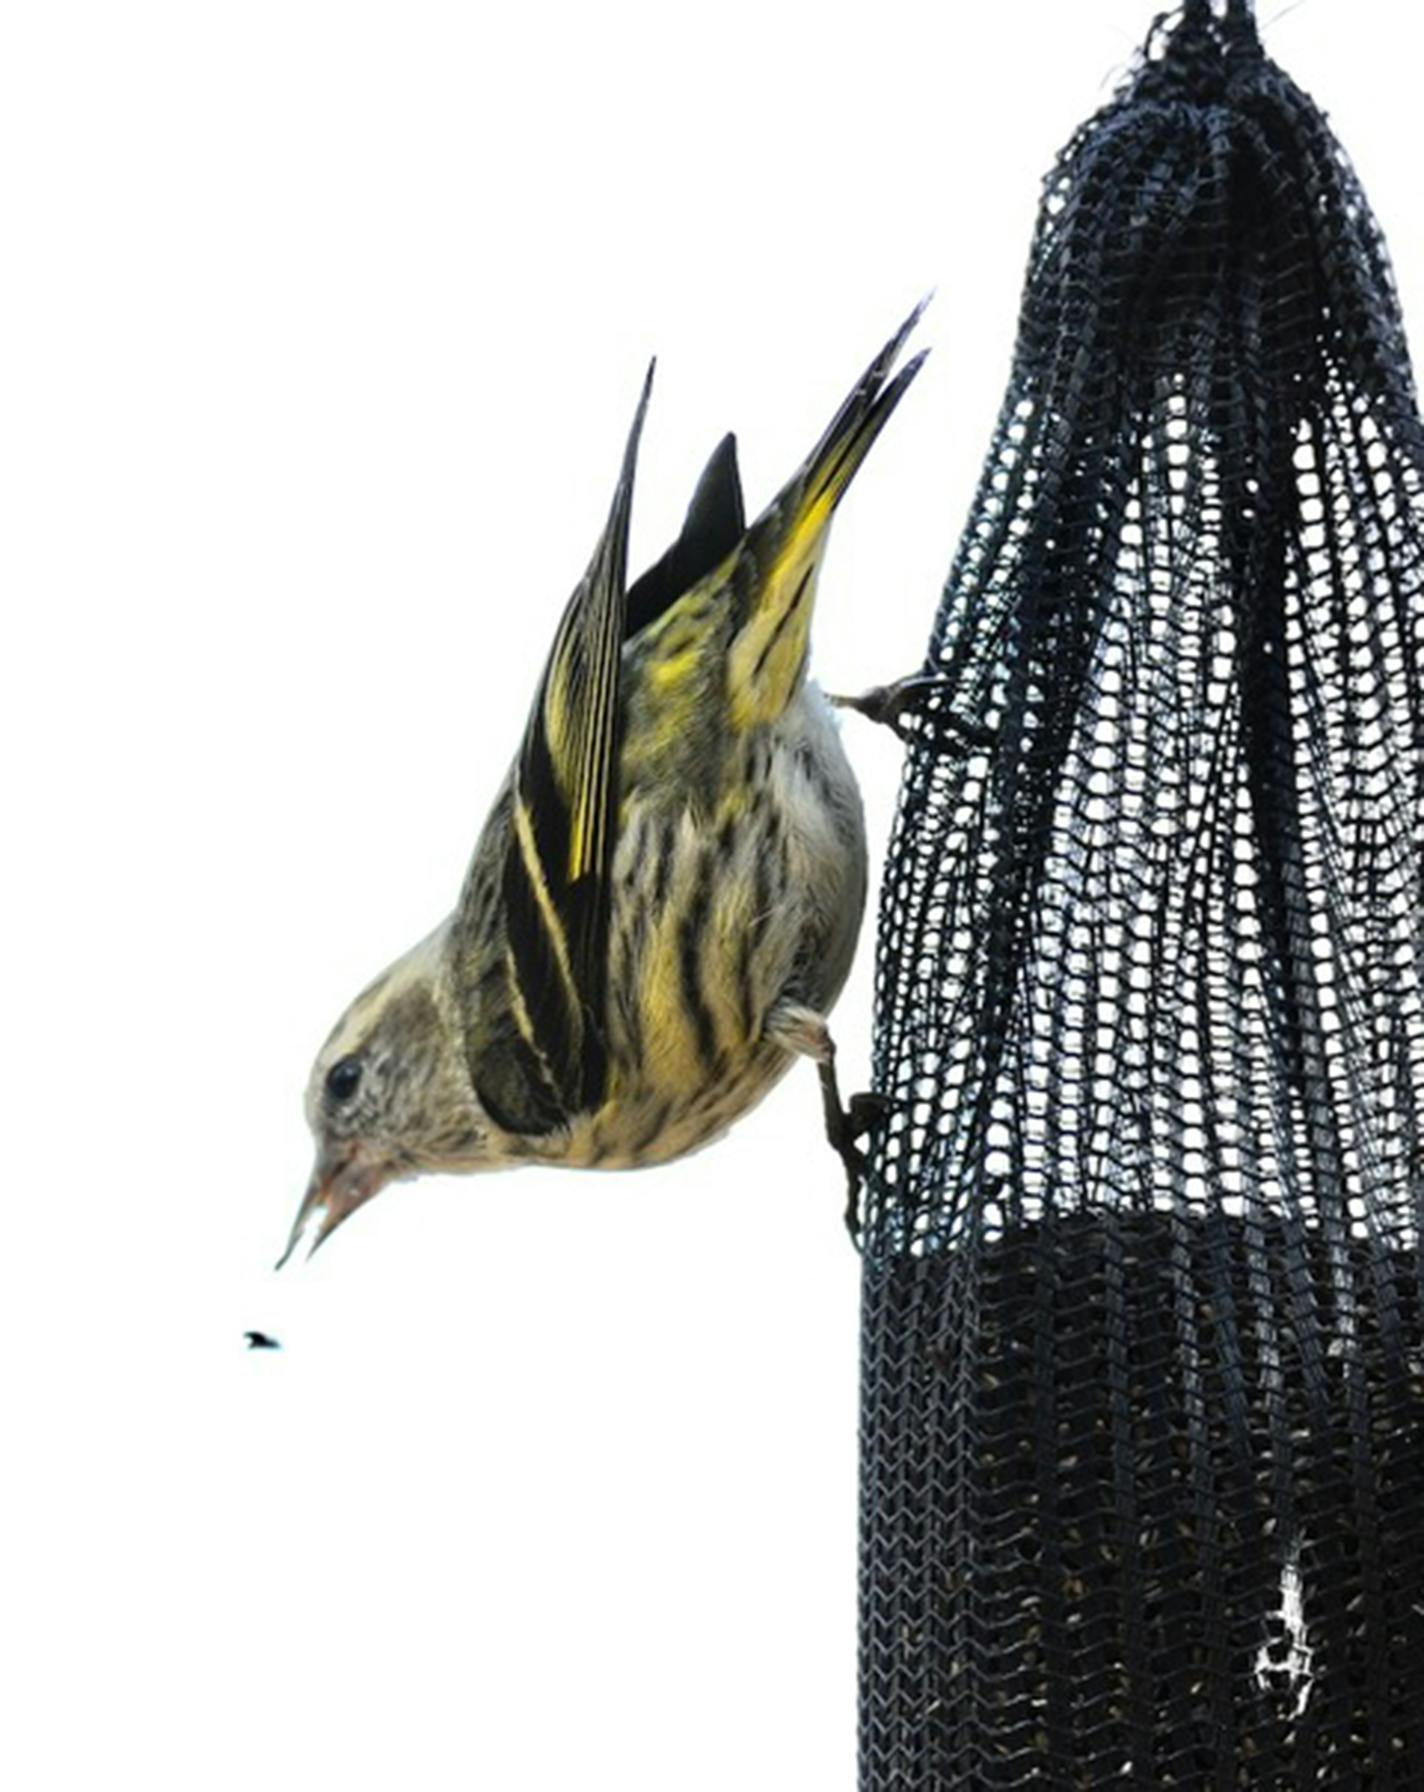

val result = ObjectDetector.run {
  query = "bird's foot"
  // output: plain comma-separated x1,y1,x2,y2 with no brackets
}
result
830,672,993,751
824,1088,896,1246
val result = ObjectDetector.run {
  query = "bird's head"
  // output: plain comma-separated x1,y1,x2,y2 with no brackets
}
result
278,929,492,1266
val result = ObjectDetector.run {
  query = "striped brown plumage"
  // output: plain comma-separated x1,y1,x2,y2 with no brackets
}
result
280,306,926,1264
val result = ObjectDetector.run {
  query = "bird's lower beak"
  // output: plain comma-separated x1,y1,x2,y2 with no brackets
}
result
276,1148,387,1270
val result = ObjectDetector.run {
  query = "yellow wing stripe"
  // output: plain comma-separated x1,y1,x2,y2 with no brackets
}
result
511,792,577,1003
570,595,617,882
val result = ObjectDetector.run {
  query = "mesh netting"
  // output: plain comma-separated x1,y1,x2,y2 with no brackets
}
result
860,3,1424,1784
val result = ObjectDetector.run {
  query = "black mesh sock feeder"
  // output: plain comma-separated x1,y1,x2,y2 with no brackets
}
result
859,2,1424,1784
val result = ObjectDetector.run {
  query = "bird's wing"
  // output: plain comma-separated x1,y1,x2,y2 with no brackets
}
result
462,368,653,1133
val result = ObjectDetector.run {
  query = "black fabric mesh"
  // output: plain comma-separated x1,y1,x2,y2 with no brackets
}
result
859,3,1424,1784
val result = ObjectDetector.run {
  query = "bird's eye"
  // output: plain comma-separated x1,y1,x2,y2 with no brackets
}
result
325,1056,363,1104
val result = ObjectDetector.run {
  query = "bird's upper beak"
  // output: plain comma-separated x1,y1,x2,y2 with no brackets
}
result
276,1145,390,1269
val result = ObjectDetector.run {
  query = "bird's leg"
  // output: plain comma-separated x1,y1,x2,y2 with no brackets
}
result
830,672,993,750
768,1003,893,1246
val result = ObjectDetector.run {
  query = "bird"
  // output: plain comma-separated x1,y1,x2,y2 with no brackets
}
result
278,304,929,1269
244,1330,281,1350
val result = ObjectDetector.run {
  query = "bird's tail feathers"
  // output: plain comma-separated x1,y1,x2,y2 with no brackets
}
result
728,300,929,728
797,296,930,515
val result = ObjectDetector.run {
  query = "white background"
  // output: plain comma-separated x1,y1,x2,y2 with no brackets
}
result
4,3,1420,1787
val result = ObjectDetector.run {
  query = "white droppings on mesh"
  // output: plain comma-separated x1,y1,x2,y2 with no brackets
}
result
1253,1545,1316,1721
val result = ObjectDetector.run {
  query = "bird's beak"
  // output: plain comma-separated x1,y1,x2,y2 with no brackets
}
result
275,1147,387,1270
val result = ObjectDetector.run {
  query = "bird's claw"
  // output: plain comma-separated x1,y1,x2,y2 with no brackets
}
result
848,1090,896,1136
825,1089,897,1248
830,673,992,751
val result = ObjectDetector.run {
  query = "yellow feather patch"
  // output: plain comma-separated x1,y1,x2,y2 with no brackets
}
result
649,644,700,694
640,911,703,1093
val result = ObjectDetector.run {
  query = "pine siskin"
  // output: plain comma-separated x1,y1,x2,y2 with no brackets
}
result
279,306,928,1267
